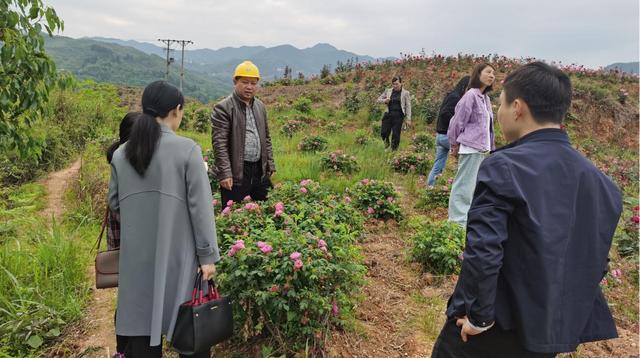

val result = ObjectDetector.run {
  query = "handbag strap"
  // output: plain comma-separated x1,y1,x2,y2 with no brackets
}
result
93,206,110,251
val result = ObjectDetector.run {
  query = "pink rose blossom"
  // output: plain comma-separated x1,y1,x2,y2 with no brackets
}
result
344,196,352,203
361,179,370,185
203,156,208,162
212,199,218,206
293,259,303,271
227,248,237,257
232,240,245,250
244,203,260,211
275,202,285,212
243,195,252,201
447,177,454,185
320,246,328,252
235,208,244,213
387,197,394,203
260,244,273,254
318,239,327,248
300,187,308,193
632,216,640,224
257,241,267,248
300,179,313,187
367,207,375,215
221,207,231,216
331,302,339,316
275,209,284,217
290,252,302,261
612,269,622,279
226,200,234,207
269,285,280,293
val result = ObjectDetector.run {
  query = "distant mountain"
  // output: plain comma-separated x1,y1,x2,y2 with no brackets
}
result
605,62,639,74
87,37,379,80
45,36,230,102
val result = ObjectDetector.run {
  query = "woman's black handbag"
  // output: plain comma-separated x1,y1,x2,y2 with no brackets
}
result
171,272,233,354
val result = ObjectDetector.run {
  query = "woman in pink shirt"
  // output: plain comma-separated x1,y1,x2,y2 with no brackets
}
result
447,63,496,226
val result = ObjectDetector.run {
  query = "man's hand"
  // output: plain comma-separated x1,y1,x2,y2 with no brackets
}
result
450,145,459,159
456,316,492,342
200,264,216,280
220,178,233,190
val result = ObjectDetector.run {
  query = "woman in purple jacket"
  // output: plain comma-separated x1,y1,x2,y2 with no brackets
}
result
447,63,496,226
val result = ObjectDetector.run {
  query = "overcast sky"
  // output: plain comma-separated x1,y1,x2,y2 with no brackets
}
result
47,0,638,68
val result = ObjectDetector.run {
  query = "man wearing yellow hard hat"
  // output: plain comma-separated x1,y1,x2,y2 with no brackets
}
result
211,61,276,204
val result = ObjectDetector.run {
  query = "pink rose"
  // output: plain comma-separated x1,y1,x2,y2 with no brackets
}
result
320,246,328,252
447,177,454,185
611,269,622,279
300,179,313,187
300,187,308,193
227,248,237,257
318,239,327,248
243,195,252,201
632,216,640,224
244,203,259,211
293,259,303,271
257,241,267,248
226,200,234,207
232,240,245,250
275,209,284,217
203,156,208,162
344,196,352,203
290,252,302,261
260,244,273,254
367,207,375,215
331,301,339,316
221,207,231,216
269,285,280,293
212,199,218,206
235,208,244,213
275,202,285,212
387,197,394,203
361,179,370,185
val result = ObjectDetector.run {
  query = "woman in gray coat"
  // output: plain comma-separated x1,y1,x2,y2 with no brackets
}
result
108,81,220,357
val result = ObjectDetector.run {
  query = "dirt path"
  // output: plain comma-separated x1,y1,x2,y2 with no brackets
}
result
40,159,82,221
41,159,118,357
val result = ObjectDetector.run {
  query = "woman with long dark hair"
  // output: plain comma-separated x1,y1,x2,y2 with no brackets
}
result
108,81,219,357
426,76,470,187
447,63,496,226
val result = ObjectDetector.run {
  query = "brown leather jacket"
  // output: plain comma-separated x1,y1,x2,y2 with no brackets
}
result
211,92,275,182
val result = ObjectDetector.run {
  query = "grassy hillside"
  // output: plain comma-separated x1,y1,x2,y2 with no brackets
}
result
44,36,230,102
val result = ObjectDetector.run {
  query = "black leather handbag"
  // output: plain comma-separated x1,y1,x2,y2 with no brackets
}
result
171,272,233,355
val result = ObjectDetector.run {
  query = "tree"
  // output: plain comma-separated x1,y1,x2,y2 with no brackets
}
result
0,0,64,158
320,64,331,79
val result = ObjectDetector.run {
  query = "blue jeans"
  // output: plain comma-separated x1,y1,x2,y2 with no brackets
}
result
427,133,450,186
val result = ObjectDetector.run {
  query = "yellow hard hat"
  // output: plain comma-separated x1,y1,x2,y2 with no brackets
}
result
233,60,260,80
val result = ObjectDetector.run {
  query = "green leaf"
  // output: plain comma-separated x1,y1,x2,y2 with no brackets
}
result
26,335,43,348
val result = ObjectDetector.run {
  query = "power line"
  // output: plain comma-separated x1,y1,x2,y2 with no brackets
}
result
157,39,194,92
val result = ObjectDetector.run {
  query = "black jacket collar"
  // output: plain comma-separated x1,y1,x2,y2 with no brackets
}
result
494,128,569,153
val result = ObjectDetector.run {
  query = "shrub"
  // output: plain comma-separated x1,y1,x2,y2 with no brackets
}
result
615,203,639,258
320,151,360,175
324,122,342,133
280,120,306,137
417,183,451,211
204,148,219,191
354,130,369,145
214,181,366,354
192,107,211,133
298,135,328,153
347,179,402,220
410,220,466,274
371,122,381,137
412,133,435,152
390,153,431,174
293,96,313,113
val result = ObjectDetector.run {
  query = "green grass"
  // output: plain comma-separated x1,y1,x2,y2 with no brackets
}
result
0,183,96,356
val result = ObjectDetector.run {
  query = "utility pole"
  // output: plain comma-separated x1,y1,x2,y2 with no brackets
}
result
176,40,194,92
158,39,175,80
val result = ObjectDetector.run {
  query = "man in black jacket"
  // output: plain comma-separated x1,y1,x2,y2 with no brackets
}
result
431,62,622,358
426,76,469,186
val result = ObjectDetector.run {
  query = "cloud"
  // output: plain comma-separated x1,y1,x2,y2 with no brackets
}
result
47,0,639,67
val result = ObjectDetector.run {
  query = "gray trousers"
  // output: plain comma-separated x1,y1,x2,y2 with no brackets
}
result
448,153,486,227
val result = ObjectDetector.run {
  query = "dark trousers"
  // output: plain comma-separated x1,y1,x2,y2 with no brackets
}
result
431,319,557,358
381,111,404,150
221,160,272,204
123,336,210,357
